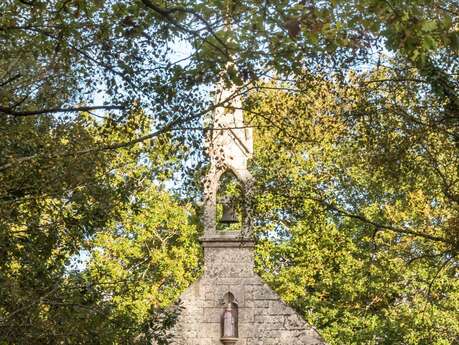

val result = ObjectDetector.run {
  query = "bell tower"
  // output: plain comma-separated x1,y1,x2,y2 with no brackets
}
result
169,5,324,336
202,81,254,237
168,78,326,344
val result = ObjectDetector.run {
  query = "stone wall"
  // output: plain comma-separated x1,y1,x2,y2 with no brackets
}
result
170,234,325,345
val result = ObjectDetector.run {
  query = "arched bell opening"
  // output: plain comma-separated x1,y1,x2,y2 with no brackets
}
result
220,292,238,344
216,170,244,232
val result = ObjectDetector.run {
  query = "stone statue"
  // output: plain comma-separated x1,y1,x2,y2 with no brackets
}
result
202,82,254,236
222,302,236,338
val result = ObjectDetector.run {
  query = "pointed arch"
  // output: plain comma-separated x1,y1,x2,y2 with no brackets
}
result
202,161,254,235
221,292,238,339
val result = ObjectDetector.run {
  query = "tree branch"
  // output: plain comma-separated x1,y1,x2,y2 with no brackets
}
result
0,105,125,117
310,197,451,245
0,73,21,87
140,0,231,59
0,80,252,170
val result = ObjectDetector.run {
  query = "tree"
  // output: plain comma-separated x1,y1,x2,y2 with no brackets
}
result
250,69,458,344
2,1,456,118
0,110,201,343
84,183,200,344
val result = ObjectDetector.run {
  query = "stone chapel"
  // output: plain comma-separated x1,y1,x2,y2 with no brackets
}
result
169,82,326,345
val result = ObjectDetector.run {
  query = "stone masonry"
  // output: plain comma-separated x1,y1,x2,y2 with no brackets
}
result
170,233,325,345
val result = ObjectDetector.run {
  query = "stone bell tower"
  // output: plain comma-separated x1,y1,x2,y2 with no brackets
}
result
170,81,326,345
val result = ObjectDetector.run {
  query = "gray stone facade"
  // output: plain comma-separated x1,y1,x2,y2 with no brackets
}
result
170,233,325,345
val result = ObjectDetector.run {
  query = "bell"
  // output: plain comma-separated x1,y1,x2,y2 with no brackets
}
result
220,204,238,224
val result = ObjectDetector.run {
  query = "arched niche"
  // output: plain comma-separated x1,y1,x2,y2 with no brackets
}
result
202,163,254,236
220,292,238,343
216,170,243,231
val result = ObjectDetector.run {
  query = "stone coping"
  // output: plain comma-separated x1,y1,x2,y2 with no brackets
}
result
200,233,255,248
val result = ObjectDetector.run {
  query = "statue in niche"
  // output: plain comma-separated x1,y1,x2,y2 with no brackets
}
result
220,292,238,344
223,302,236,337
202,82,254,236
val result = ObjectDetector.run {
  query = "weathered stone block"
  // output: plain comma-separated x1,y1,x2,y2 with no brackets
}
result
253,286,278,300
238,307,254,323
